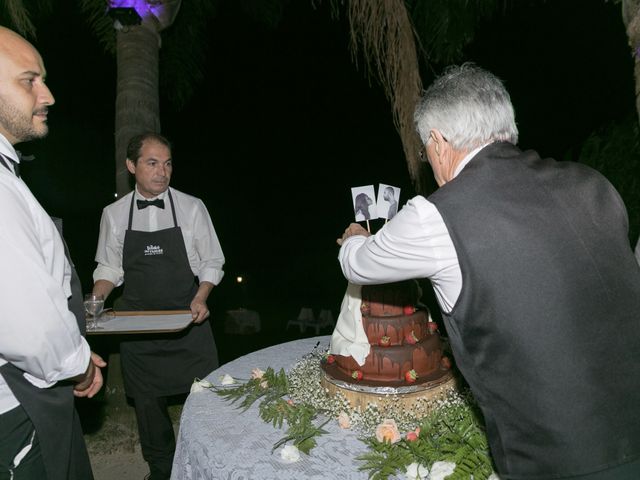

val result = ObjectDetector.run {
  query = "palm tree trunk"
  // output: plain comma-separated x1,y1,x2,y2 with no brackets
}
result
623,0,640,125
102,19,163,452
114,21,162,197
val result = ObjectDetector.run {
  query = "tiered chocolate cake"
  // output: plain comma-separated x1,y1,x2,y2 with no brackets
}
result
323,280,452,388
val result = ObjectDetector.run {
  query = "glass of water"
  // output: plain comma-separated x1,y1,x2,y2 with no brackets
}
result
84,293,104,331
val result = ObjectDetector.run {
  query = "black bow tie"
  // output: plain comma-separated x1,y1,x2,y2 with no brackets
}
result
137,198,165,210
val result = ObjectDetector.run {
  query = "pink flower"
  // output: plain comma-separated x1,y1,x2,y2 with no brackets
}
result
260,380,269,389
375,419,401,444
406,431,419,442
251,368,265,379
287,399,294,406
337,412,351,429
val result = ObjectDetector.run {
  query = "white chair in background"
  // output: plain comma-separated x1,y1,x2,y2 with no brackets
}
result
286,307,315,332
315,309,335,335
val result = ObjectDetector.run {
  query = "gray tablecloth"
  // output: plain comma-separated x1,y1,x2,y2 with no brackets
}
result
171,336,374,480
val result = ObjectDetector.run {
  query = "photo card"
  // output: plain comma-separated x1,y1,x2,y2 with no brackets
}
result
351,185,377,222
377,184,401,220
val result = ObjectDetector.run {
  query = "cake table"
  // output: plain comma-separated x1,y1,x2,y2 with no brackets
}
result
171,336,379,480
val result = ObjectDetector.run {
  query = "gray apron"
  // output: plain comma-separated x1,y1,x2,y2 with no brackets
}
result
118,189,217,397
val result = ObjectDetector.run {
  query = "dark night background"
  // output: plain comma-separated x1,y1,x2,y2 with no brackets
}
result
11,1,638,361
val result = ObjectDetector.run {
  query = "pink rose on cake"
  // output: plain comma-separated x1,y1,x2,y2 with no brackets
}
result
251,368,265,379
375,419,401,444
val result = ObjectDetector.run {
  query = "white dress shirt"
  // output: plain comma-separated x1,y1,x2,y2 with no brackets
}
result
339,145,486,314
0,134,91,414
93,186,225,287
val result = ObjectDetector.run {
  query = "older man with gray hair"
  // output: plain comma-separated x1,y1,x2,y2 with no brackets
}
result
338,64,640,479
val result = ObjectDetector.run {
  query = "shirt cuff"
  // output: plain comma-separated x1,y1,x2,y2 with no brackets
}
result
24,338,91,388
197,268,224,286
93,264,123,287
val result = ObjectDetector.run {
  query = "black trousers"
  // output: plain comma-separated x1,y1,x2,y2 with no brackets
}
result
568,456,640,480
133,395,175,480
0,406,46,480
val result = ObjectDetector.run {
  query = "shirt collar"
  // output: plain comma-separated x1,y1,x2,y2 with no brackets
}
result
133,185,169,201
0,133,19,164
452,142,492,178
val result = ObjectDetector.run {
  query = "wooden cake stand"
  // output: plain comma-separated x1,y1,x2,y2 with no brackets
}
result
320,367,458,411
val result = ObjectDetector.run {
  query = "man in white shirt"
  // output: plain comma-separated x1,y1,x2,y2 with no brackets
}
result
92,132,224,480
338,64,640,478
0,27,103,480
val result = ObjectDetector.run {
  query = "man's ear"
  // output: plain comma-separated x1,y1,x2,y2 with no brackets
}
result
429,129,446,159
126,159,136,175
430,129,448,155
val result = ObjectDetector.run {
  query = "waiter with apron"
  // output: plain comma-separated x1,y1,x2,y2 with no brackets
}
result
1,218,100,480
92,133,224,480
0,26,104,479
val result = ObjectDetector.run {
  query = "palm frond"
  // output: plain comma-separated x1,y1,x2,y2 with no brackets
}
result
238,0,289,30
407,0,508,66
159,0,220,108
344,0,424,188
77,0,117,54
0,0,52,39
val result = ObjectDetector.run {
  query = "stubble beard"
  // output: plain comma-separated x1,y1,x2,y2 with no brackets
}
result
0,97,48,143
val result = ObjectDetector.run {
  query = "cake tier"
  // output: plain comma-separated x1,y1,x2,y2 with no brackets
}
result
364,310,429,345
361,280,420,316
333,332,448,384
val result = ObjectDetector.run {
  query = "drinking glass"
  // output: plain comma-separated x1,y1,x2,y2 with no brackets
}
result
84,293,104,331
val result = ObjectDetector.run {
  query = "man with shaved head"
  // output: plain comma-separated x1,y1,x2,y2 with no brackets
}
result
0,27,102,479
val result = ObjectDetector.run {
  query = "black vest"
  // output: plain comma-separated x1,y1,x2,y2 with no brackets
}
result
429,142,640,478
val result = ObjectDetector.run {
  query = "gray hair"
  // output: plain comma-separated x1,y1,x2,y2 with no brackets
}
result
414,63,518,151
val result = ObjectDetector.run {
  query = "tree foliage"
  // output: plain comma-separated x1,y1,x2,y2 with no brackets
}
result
578,116,640,243
407,0,509,67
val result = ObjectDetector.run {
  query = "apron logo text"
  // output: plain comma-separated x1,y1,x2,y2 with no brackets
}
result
144,244,164,256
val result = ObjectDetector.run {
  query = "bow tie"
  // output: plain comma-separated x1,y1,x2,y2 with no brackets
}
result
137,198,165,210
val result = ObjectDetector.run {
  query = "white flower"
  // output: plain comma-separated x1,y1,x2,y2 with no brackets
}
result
190,379,213,393
488,473,501,480
280,444,301,463
405,462,428,480
219,374,235,385
251,368,265,379
429,461,456,480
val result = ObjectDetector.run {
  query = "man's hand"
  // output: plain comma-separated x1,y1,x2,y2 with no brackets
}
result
337,223,371,246
74,352,107,399
190,282,214,324
190,297,210,324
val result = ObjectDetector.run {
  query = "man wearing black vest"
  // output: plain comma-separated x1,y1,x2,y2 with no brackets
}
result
0,27,104,479
338,64,640,479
